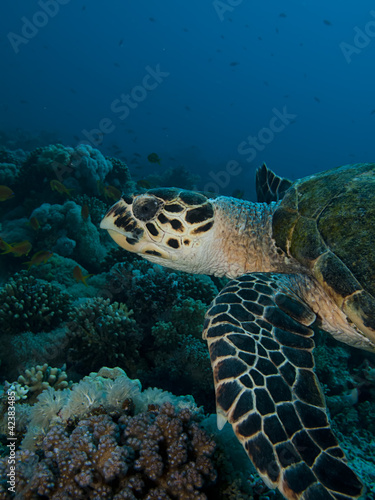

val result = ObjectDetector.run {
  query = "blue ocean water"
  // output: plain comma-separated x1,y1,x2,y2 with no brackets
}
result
0,2,374,499
1,0,375,197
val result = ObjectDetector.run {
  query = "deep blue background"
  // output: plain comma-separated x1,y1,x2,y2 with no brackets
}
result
1,0,375,199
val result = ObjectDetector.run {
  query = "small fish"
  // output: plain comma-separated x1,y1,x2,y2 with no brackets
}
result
370,109,375,115
0,185,15,201
27,216,40,230
136,179,152,189
231,189,245,199
73,265,93,286
0,239,32,257
103,185,122,201
147,153,161,165
149,17,156,22
323,19,332,26
50,180,74,197
279,12,286,18
118,39,124,46
81,204,90,220
314,96,321,103
23,250,53,270
230,61,239,66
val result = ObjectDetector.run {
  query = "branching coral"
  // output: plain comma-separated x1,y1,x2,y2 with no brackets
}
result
73,193,109,226
0,367,219,499
0,272,71,335
0,403,217,500
149,299,214,405
105,156,132,186
99,259,220,407
108,259,218,328
15,363,70,400
66,298,142,373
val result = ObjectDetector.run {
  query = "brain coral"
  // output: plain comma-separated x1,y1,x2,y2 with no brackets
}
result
0,272,71,335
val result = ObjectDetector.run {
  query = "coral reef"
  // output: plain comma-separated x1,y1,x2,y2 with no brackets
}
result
73,193,109,226
0,272,71,335
105,156,132,186
0,404,217,499
20,143,114,193
314,338,375,497
30,200,106,267
0,367,221,500
15,363,70,400
66,298,142,374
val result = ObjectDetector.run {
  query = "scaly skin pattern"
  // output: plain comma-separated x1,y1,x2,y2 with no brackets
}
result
100,185,371,499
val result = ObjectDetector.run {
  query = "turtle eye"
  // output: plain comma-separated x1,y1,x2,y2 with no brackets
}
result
133,195,162,221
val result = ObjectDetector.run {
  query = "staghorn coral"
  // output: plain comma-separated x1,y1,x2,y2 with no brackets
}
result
0,272,71,335
66,298,142,373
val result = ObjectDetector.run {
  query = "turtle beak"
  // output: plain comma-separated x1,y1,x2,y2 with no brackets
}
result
100,200,144,249
100,200,127,232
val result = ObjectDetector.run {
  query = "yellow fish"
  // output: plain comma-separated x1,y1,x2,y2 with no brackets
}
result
73,265,93,286
103,185,122,201
50,180,74,197
23,250,53,270
27,216,40,230
147,153,161,164
0,239,32,257
0,185,15,201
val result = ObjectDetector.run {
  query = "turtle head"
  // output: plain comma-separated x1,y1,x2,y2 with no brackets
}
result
100,188,219,274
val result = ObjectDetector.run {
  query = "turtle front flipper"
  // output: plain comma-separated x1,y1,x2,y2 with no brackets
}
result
203,272,364,500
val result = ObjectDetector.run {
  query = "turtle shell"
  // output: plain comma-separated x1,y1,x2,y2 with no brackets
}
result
272,163,375,342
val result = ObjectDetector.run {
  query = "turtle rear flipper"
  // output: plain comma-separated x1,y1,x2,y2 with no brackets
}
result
256,163,292,203
203,273,364,500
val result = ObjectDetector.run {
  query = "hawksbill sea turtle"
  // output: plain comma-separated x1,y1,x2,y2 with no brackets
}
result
100,162,375,499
